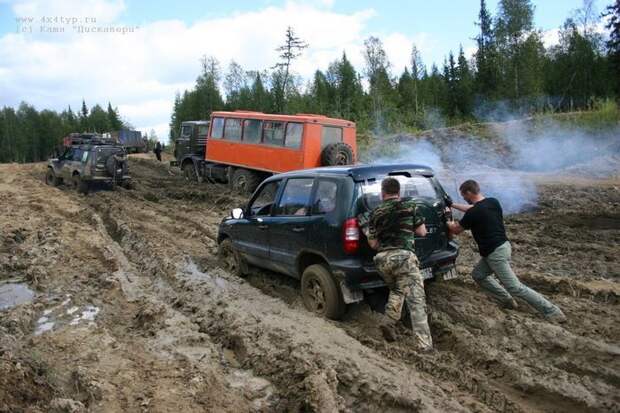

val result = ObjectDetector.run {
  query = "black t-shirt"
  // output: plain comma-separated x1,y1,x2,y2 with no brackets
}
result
459,197,508,257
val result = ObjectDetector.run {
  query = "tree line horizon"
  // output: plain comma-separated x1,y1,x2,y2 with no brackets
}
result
1,0,618,163
170,0,619,138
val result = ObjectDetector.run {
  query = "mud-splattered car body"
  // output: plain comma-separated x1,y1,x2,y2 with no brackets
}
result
45,134,131,193
218,163,459,319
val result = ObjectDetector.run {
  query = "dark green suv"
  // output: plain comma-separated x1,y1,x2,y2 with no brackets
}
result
217,163,459,319
46,134,131,193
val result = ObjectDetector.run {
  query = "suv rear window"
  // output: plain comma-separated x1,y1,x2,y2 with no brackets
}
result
360,175,438,211
312,180,338,215
274,178,314,216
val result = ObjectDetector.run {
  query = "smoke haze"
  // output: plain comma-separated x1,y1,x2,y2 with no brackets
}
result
365,119,620,214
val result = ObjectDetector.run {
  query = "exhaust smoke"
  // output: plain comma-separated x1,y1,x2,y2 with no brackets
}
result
364,118,620,215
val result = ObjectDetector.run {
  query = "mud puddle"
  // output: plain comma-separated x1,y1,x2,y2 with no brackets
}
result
0,281,34,310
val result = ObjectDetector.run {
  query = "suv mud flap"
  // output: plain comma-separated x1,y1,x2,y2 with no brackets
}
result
340,281,363,304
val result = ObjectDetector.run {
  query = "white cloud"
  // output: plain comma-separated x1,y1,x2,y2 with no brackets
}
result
0,0,433,141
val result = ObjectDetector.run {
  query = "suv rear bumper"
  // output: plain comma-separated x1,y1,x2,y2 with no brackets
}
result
334,241,459,290
88,175,131,182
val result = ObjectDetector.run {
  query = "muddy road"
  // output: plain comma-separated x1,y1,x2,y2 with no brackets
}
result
1,156,618,412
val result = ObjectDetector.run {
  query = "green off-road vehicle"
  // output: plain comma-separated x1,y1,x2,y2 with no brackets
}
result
45,133,131,194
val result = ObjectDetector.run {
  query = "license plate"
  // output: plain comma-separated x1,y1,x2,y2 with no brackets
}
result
421,267,433,280
443,268,458,281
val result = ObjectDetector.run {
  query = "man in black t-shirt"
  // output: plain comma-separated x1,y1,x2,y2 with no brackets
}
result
447,180,566,323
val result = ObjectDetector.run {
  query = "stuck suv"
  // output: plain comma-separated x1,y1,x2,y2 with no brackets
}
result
217,163,459,319
46,133,131,194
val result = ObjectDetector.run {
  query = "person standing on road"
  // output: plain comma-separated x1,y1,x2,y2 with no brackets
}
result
363,177,433,351
154,141,162,162
447,180,567,323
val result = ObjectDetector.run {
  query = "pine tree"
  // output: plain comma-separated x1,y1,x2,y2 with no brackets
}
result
80,99,89,131
456,46,474,116
603,1,620,95
107,102,123,131
336,52,364,120
88,104,111,132
248,72,270,112
274,26,308,112
475,0,499,98
410,44,424,114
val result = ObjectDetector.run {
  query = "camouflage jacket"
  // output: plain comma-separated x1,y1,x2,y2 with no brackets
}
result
366,198,425,252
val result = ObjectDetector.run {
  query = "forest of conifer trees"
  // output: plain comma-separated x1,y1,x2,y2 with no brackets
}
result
1,0,618,163
169,0,620,139
0,100,126,163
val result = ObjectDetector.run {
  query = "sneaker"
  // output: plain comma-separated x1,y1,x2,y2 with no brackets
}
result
545,309,567,324
496,298,519,310
504,298,519,310
416,344,434,353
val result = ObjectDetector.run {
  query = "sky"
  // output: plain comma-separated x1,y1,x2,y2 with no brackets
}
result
0,0,604,141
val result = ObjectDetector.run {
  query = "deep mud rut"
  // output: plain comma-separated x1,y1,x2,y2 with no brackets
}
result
1,157,618,412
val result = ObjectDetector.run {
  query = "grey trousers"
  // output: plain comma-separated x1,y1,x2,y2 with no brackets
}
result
472,242,560,316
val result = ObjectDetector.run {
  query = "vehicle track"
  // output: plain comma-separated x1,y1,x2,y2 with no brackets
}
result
2,159,618,412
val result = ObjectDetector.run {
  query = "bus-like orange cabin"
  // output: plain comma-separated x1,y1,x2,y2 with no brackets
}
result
172,111,357,193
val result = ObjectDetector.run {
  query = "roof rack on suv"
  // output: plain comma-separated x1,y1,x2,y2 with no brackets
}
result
63,133,116,147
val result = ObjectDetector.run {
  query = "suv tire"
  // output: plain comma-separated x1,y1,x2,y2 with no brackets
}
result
231,168,259,195
218,238,248,277
72,174,89,194
321,142,354,166
45,168,60,187
301,264,345,320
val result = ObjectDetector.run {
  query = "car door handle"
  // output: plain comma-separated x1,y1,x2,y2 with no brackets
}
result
258,225,268,230
291,227,305,233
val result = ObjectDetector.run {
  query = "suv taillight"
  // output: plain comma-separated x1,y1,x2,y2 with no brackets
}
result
343,218,360,254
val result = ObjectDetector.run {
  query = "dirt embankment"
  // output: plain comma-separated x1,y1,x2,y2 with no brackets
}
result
1,156,619,412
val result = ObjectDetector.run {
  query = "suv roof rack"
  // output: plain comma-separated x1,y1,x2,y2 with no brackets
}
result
63,133,116,146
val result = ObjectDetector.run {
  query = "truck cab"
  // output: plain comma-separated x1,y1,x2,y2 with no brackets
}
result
172,120,210,181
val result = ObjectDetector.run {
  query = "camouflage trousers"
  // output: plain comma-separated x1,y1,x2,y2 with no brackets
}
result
374,249,433,350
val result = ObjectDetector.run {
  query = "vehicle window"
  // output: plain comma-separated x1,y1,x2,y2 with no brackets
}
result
198,125,209,136
360,175,438,211
250,181,281,216
224,118,242,140
72,149,83,161
211,117,224,139
181,125,192,137
285,122,303,149
62,148,74,160
243,119,262,143
321,126,343,148
274,178,314,216
263,121,285,146
312,180,338,215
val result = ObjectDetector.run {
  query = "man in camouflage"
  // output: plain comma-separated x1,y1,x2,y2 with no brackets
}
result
363,177,433,351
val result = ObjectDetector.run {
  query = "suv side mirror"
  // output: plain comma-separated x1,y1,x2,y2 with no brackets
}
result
231,208,244,219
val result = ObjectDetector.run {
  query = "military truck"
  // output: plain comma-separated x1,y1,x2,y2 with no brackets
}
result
112,129,147,153
171,120,210,182
46,133,131,194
